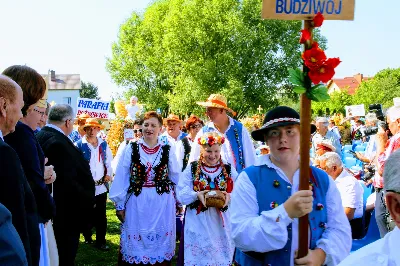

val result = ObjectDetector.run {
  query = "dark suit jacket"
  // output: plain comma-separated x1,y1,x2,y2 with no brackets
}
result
36,126,95,225
0,138,40,266
4,121,56,224
0,203,28,266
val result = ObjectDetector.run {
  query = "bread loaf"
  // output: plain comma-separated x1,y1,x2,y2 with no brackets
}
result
205,191,225,209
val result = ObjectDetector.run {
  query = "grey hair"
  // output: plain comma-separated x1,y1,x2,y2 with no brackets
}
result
130,96,138,101
365,112,378,124
320,152,343,168
316,117,329,126
384,149,400,192
48,104,74,123
387,106,400,122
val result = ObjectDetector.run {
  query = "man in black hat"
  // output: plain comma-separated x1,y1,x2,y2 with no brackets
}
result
230,106,351,266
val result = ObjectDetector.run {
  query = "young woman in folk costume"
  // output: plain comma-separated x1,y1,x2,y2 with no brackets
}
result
177,132,238,266
109,111,181,266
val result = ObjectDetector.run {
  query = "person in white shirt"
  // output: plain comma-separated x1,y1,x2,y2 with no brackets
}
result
231,106,351,266
189,94,255,173
176,115,203,171
109,111,181,265
75,118,113,251
162,114,188,144
338,149,400,266
125,96,141,120
319,152,364,239
312,117,342,158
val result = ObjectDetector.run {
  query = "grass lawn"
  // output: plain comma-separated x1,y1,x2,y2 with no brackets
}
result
75,200,179,266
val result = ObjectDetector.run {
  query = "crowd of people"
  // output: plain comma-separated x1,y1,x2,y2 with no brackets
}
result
0,65,400,266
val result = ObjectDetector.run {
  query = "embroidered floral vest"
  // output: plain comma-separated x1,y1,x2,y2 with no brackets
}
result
187,161,233,212
234,165,329,266
128,142,172,196
76,139,108,165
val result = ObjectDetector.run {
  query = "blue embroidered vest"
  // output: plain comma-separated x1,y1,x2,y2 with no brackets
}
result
234,165,329,266
203,120,245,172
76,140,108,164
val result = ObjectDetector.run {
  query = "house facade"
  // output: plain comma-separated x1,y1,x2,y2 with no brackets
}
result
42,70,81,115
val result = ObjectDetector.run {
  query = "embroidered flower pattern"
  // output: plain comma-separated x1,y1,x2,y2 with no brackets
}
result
319,222,327,229
270,201,279,209
316,203,324,211
273,180,280,188
234,128,245,170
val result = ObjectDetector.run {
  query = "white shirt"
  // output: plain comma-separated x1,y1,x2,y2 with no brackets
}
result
230,155,351,266
79,136,113,196
161,131,186,144
189,117,255,171
126,104,140,120
364,135,377,161
338,227,400,266
46,124,65,135
334,169,364,219
312,131,342,157
0,129,3,140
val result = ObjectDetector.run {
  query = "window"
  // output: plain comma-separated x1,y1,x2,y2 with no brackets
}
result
62,97,71,105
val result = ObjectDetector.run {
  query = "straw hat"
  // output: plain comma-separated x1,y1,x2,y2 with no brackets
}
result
83,118,105,130
164,114,182,124
197,94,235,114
316,140,336,152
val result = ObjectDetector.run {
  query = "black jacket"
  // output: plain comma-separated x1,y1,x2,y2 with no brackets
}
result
0,138,40,266
0,203,28,266
4,121,56,223
36,126,95,223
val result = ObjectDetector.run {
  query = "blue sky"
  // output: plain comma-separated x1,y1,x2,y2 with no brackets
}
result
0,0,399,100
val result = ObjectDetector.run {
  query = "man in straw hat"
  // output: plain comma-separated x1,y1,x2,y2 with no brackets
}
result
69,113,91,143
189,94,255,173
75,118,113,251
231,106,351,266
162,114,188,144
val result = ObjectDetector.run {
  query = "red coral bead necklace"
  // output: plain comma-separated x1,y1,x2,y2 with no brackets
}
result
141,143,161,155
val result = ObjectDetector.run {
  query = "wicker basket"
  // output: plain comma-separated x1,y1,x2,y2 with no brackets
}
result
205,191,225,209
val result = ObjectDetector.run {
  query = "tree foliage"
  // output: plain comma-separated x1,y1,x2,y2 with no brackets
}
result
107,0,326,118
80,81,100,99
352,68,400,109
311,68,400,117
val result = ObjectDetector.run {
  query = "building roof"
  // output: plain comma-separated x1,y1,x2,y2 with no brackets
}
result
328,74,373,95
41,74,81,90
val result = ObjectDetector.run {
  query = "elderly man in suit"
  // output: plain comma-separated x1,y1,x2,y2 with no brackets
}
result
36,104,95,266
0,75,40,266
339,149,400,265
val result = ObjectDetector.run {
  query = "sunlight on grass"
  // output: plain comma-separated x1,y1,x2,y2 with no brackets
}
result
75,200,178,266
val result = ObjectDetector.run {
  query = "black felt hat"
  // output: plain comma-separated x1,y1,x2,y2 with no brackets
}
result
251,106,300,142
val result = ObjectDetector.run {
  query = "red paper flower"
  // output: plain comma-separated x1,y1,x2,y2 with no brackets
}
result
302,43,326,70
313,12,324,27
326,57,341,68
299,29,311,44
308,60,337,84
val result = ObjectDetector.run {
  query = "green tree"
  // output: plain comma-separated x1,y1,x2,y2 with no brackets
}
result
353,68,400,109
107,0,326,118
80,81,100,99
312,88,353,117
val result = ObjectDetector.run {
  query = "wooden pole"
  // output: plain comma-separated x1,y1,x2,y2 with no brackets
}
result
298,19,313,259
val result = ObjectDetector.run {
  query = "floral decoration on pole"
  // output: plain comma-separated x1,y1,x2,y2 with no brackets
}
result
289,12,341,102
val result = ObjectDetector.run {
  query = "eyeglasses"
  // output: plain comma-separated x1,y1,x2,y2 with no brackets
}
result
190,124,202,129
33,108,45,117
133,129,142,133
